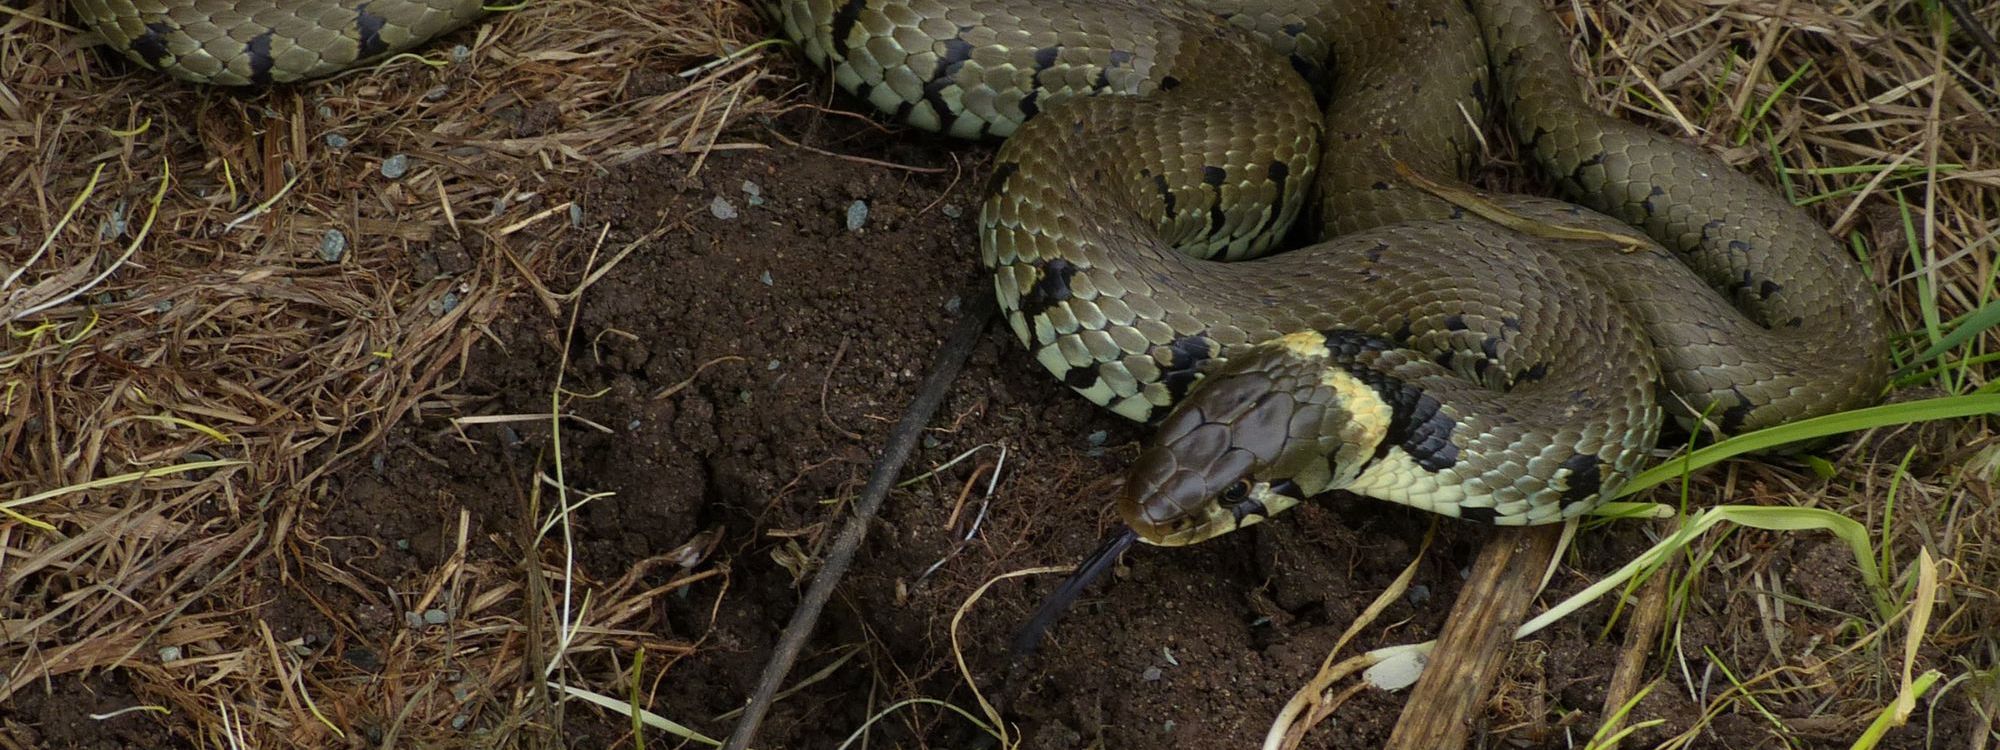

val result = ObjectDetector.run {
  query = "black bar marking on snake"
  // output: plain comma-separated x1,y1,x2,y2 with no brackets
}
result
1229,498,1269,524
1719,386,1757,433
355,4,390,59
133,23,175,69
1019,257,1077,319
829,0,867,57
1323,330,1459,472
1518,361,1549,383
920,73,959,127
1095,49,1135,90
1641,184,1667,215
1759,279,1783,299
246,31,276,85
1568,150,1605,186
934,34,974,78
1031,46,1060,89
1559,453,1603,506
1160,75,1183,91
1268,479,1303,500
984,161,1020,199
1202,166,1228,238
1019,90,1041,118
1265,161,1291,232
1064,364,1101,390
1443,313,1468,331
1153,174,1176,215
1160,334,1212,403
1459,505,1500,524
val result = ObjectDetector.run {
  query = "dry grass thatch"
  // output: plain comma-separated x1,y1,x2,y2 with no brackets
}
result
3,0,781,746
1,0,1997,747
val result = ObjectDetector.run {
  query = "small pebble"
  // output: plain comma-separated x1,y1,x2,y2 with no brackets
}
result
380,154,411,179
318,229,347,262
569,203,584,227
98,203,127,239
628,419,641,431
742,180,765,206
316,105,333,118
845,200,868,231
158,646,182,663
759,270,774,286
404,611,426,629
422,608,450,625
395,538,411,551
1161,646,1179,666
152,300,172,313
344,647,381,671
429,291,461,315
450,715,470,730
941,203,962,218
324,133,350,150
943,295,961,314
710,196,739,220
1406,584,1431,605
1161,720,1176,734
424,84,451,101
767,359,781,370
1141,666,1163,682
1086,430,1109,447
451,45,472,63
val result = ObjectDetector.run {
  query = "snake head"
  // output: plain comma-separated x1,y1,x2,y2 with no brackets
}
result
1119,332,1380,546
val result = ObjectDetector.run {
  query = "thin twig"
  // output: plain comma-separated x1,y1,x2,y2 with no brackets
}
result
721,291,995,750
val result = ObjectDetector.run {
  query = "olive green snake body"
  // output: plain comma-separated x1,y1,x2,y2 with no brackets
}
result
81,0,1889,545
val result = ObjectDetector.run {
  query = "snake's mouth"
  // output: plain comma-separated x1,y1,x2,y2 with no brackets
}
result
1120,476,1304,546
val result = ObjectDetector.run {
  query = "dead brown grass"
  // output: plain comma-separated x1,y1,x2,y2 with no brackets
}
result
1524,1,2000,746
2,0,777,746
1,0,1996,747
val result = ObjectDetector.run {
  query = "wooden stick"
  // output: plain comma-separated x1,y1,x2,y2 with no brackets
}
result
1598,523,1679,747
1386,524,1564,750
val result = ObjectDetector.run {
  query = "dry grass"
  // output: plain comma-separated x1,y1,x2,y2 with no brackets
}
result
0,0,1996,747
1529,1,2000,746
2,0,777,746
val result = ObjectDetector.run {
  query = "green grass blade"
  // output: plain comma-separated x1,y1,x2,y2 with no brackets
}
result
1618,395,2000,498
1906,296,2000,364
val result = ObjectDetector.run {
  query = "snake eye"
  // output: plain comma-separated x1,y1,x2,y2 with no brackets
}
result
1221,481,1250,502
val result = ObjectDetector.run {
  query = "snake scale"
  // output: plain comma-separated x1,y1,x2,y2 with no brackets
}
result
79,0,1889,546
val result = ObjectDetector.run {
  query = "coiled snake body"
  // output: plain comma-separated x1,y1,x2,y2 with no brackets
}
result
83,0,1890,545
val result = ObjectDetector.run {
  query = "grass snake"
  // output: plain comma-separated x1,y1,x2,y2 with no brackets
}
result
78,0,1891,546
